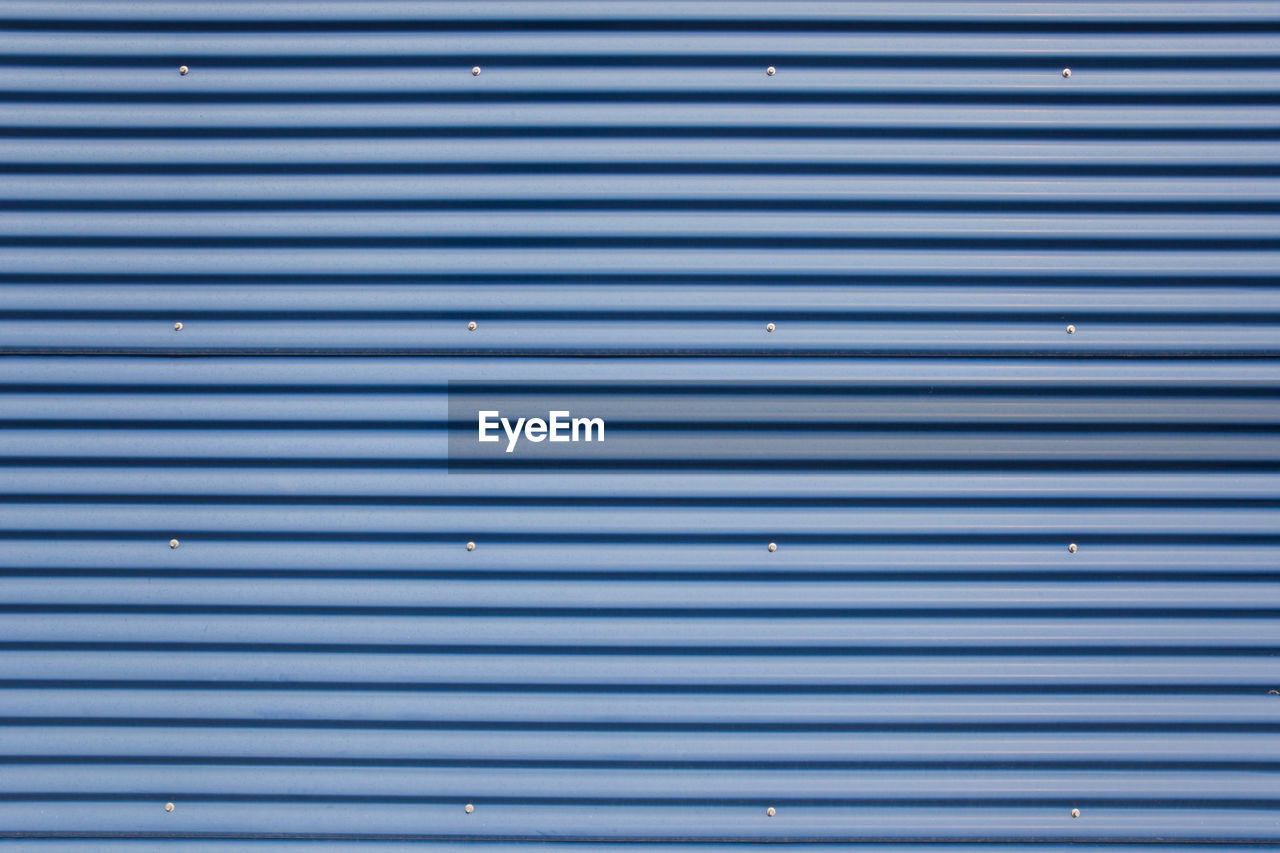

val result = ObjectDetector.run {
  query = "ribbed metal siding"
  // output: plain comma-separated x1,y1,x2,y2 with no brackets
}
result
1,1,1278,846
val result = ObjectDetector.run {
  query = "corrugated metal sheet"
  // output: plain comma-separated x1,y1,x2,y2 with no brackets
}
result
1,1,1278,846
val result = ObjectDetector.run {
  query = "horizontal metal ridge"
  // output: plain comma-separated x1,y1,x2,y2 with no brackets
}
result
0,541,1274,577
2,471,1279,500
0,650,1277,687
1,690,1276,726
1,615,1272,650
5,577,1277,609
0,357,1274,383
5,727,1277,764
9,765,1280,804
7,69,1280,95
3,2,1279,25
0,803,1276,844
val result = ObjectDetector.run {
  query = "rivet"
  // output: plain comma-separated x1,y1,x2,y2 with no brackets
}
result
464,803,475,814
766,806,776,817
767,542,777,552
1067,543,1077,554
472,66,482,76
467,321,477,331
178,66,189,76
1065,324,1076,335
466,541,476,551
173,322,183,331
1061,68,1071,78
164,802,175,812
1071,808,1080,818
766,66,776,76
169,539,180,549
765,322,776,333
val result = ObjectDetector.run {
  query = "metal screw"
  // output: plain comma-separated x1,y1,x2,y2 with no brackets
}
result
178,66,189,76
766,807,776,817
169,539,180,549
472,66,481,76
765,322,776,333
767,542,777,552
1061,68,1071,78
165,802,175,813
1071,808,1080,818
1067,543,1078,554
465,803,475,814
466,541,476,551
766,66,776,76
467,321,477,331
173,322,183,331
1066,324,1076,335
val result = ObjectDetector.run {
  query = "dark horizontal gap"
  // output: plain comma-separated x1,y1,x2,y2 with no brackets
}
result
5,834,1277,846
2,604,1277,618
6,235,1280,250
4,384,1279,398
6,311,1280,324
7,570,1280,585
7,125,1280,141
5,18,1280,33
9,91,1280,106
0,272,1272,287
7,349,1280,359
7,793,1280,810
0,681,1271,696
8,198,1280,215
6,717,1280,734
10,127,1280,147
3,836,1277,849
4,493,1280,509
5,50,1280,67
1,643,1275,657
8,756,1280,773
4,422,1279,435
4,163,1279,178
4,458,1279,472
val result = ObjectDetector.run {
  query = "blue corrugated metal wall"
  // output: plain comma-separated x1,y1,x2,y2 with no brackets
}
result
1,1,1279,846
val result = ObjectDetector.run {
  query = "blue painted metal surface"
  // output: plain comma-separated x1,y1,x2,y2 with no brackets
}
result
1,1,1279,845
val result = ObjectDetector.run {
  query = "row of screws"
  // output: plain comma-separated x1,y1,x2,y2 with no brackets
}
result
170,540,1079,553
172,322,1080,334
173,321,481,331
171,65,1075,78
157,801,1080,818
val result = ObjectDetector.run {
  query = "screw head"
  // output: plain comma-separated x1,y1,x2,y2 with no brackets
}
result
178,66,189,76
767,542,777,552
466,541,476,552
1066,324,1076,335
766,66,776,76
1061,68,1071,78
765,322,776,333
1071,808,1080,818
472,66,482,76
173,322,183,331
464,803,475,814
164,802,175,812
169,539,180,549
467,321,477,331
1068,543,1078,554
766,807,776,817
